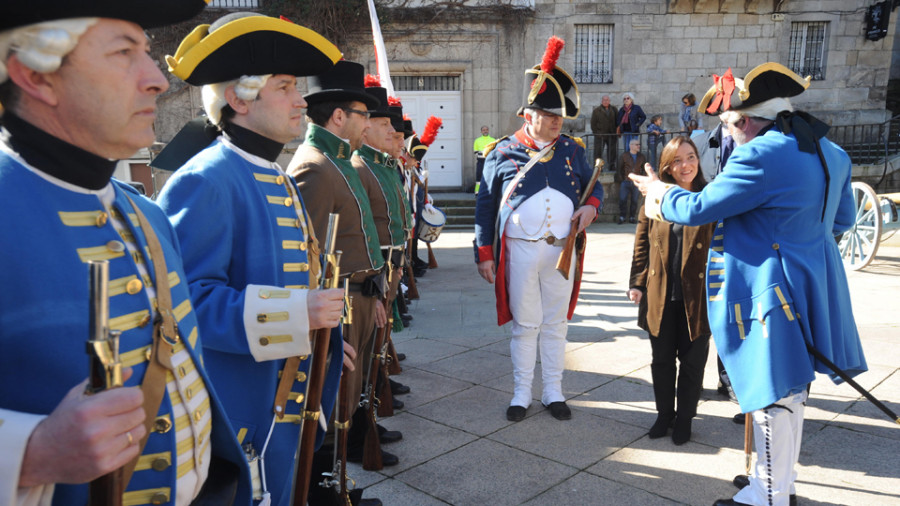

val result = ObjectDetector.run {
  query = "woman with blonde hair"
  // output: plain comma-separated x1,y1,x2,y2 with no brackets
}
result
628,136,715,445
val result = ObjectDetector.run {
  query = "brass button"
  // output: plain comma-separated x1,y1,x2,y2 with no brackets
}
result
295,393,305,404
193,409,203,422
259,337,270,346
154,416,172,433
126,279,143,295
299,355,309,361
96,212,109,227
296,372,307,382
298,263,309,272
571,181,575,185
772,243,780,250
299,242,307,251
133,251,143,263
107,240,126,253
284,197,293,207
139,314,152,328
276,175,285,185
698,272,705,279
294,219,302,228
696,242,703,249
178,365,187,378
151,457,170,471
150,492,168,505
144,348,153,361
185,387,193,400
650,269,656,275
257,313,269,323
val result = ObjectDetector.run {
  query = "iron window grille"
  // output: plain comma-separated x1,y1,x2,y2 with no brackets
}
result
208,0,259,8
788,21,827,80
574,24,613,84
392,75,461,91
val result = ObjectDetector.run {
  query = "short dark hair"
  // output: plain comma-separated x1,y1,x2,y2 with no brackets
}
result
305,100,354,127
650,114,662,123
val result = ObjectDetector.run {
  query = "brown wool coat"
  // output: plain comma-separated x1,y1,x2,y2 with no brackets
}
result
353,154,393,247
629,204,715,341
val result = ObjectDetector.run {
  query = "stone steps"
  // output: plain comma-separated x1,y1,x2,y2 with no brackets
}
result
431,192,475,229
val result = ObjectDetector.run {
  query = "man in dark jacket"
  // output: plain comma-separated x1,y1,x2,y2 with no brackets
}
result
590,94,618,166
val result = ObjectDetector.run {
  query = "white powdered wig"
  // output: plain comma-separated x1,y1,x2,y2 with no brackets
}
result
201,74,272,125
720,97,793,124
0,18,98,83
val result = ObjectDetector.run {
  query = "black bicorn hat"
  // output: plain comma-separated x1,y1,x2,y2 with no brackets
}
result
697,62,811,116
305,60,380,110
0,0,207,30
363,75,396,119
389,104,404,132
166,13,341,85
517,36,580,119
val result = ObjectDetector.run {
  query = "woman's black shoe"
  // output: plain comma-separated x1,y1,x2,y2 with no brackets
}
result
671,415,692,445
649,412,675,439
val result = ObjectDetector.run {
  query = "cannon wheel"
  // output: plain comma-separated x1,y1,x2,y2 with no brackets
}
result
838,182,882,270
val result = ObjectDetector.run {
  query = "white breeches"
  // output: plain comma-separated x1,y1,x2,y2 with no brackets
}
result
505,237,575,407
733,390,807,506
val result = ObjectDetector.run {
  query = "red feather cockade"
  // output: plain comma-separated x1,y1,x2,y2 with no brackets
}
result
387,96,401,107
364,74,381,88
707,68,735,114
419,116,442,146
541,36,564,74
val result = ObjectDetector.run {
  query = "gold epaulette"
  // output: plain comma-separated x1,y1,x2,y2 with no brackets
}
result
482,136,508,157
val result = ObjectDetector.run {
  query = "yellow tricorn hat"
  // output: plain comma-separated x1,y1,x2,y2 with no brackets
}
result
166,13,341,85
698,62,810,116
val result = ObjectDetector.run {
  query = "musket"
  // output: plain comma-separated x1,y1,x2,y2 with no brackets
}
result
423,179,438,269
404,239,420,300
556,158,603,279
293,214,341,506
376,260,396,418
361,265,391,470
320,279,354,506
86,260,124,506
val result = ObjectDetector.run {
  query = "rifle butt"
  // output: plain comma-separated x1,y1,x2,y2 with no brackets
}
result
362,414,383,470
377,371,394,417
427,243,438,268
405,264,420,300
89,473,124,506
555,221,579,280
386,337,402,375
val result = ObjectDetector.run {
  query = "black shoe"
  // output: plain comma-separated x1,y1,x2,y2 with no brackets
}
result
732,475,797,506
717,383,730,396
506,405,526,422
732,413,746,424
390,379,410,395
413,266,427,277
376,424,402,444
346,447,400,466
400,314,413,322
396,352,406,362
649,412,675,439
671,415,692,445
349,489,383,506
402,318,410,328
712,500,751,506
617,216,625,224
629,216,636,224
543,401,572,420
392,397,404,410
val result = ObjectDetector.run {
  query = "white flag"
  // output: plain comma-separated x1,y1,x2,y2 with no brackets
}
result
367,0,395,97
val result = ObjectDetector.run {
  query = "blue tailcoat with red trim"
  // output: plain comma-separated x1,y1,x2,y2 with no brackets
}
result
474,127,603,325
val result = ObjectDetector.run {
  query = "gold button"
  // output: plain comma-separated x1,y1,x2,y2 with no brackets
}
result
298,263,309,272
299,242,307,251
259,337,270,346
186,387,193,400
517,183,523,188
144,348,153,361
126,279,143,295
294,219,302,228
696,242,703,249
284,197,293,207
295,393,305,404
150,492,168,505
571,181,575,185
193,409,202,422
299,355,309,361
650,269,656,275
178,365,187,378
276,175,285,185
139,314,152,328
296,372,307,382
154,416,172,433
772,243,780,250
96,212,108,227
107,240,126,253
257,313,269,323
698,272,705,279
133,251,143,263
151,457,170,471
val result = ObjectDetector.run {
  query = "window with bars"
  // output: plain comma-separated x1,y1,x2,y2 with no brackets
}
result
208,0,259,8
788,21,827,80
574,24,613,84
392,75,461,91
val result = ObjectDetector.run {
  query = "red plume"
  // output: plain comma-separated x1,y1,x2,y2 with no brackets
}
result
540,36,564,74
364,74,381,88
403,114,411,121
420,116,442,146
388,96,402,107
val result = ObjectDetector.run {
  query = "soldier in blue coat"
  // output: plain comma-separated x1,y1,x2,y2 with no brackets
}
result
0,2,252,505
157,14,348,506
632,63,868,506
474,36,603,423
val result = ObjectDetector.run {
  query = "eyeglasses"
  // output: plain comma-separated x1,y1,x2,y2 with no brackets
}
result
343,108,370,119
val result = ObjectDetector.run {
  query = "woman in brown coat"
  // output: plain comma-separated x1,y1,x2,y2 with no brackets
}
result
628,136,715,445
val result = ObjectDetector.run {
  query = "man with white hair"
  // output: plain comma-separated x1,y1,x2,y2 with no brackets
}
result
0,2,253,505
157,13,353,506
474,36,603,423
630,63,867,506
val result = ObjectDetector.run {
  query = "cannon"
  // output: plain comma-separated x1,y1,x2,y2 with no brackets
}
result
838,182,900,270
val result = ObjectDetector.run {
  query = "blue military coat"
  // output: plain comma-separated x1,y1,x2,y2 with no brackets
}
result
474,127,603,325
652,125,868,412
0,149,251,505
157,139,343,505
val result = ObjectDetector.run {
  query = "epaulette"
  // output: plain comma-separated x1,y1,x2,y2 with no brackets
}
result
562,134,585,150
482,135,509,157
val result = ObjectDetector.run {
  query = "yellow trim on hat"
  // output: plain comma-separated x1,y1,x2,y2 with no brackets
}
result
743,62,811,95
524,65,581,119
166,16,342,82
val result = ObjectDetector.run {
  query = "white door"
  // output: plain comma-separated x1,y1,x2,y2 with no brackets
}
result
398,91,462,188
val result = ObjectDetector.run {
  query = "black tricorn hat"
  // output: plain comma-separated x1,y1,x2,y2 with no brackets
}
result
167,14,341,85
305,60,380,110
0,0,207,30
697,62,811,116
364,87,393,119
517,36,580,119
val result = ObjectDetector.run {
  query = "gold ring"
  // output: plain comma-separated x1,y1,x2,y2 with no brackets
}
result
126,431,134,445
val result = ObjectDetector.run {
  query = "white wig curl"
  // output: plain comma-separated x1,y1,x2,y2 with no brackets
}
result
201,74,271,125
719,97,793,124
0,18,98,83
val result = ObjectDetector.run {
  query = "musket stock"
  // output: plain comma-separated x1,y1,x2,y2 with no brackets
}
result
86,260,124,506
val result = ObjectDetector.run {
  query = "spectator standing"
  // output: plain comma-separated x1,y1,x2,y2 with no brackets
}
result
590,94,618,167
646,114,667,169
616,138,647,224
628,136,714,446
679,93,699,132
473,125,496,193
616,92,646,151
